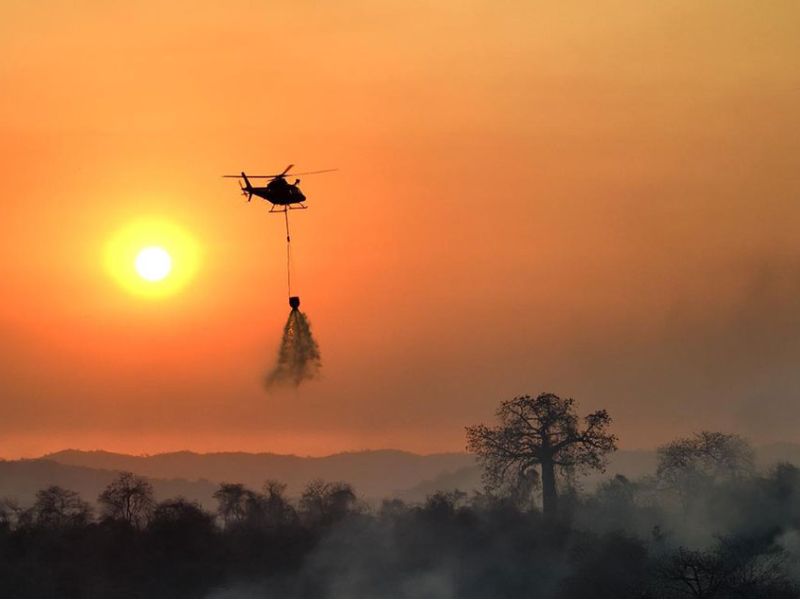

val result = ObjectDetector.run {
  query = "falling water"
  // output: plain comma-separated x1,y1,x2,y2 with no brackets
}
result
265,307,321,388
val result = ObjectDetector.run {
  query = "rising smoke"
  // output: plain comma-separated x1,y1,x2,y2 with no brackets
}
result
265,308,322,388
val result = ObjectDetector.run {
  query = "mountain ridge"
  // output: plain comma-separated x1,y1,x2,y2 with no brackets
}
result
2,444,797,510
32,448,476,500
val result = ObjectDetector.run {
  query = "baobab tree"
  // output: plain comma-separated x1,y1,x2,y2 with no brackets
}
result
466,393,617,517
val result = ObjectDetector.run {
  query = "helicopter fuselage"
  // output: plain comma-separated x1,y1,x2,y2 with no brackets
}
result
249,186,306,206
247,177,306,207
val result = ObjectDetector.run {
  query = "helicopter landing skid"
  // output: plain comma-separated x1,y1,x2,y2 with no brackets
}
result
269,203,308,213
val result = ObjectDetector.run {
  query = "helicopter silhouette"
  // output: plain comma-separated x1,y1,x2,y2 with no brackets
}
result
223,164,336,212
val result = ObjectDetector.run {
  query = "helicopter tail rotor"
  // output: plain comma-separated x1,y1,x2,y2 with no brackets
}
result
239,181,252,202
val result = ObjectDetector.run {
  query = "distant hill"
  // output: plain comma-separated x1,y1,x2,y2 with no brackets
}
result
39,449,475,500
1,444,796,511
0,459,218,508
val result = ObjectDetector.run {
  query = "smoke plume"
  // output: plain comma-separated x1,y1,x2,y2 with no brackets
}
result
265,308,321,388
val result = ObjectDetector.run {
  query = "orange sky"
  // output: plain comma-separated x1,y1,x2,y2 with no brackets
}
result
1,1,799,458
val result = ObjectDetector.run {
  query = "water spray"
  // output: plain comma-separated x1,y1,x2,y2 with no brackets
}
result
265,301,321,388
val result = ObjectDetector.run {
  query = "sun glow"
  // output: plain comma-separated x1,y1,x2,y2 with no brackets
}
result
105,218,200,298
135,246,172,281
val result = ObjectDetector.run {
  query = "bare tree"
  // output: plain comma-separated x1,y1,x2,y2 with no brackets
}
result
21,486,93,528
212,483,253,528
98,472,155,528
657,431,754,500
660,546,727,598
660,539,793,598
0,497,21,530
466,393,617,518
261,479,296,527
299,479,358,525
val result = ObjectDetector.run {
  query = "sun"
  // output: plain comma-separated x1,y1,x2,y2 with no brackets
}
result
105,218,200,298
135,246,172,282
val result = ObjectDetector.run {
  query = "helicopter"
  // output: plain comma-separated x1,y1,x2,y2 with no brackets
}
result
223,164,336,212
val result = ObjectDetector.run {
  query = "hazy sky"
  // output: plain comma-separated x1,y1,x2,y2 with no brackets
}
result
1,1,799,458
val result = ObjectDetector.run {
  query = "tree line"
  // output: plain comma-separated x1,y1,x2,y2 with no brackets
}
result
1,393,798,597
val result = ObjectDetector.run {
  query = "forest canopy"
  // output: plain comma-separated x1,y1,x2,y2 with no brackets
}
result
1,397,799,597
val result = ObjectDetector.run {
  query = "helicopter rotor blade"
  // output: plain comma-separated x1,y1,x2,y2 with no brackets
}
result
223,168,337,179
224,173,281,179
279,164,294,177
223,168,338,179
288,168,339,176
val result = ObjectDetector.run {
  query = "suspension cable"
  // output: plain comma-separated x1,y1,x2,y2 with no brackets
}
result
283,208,292,297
